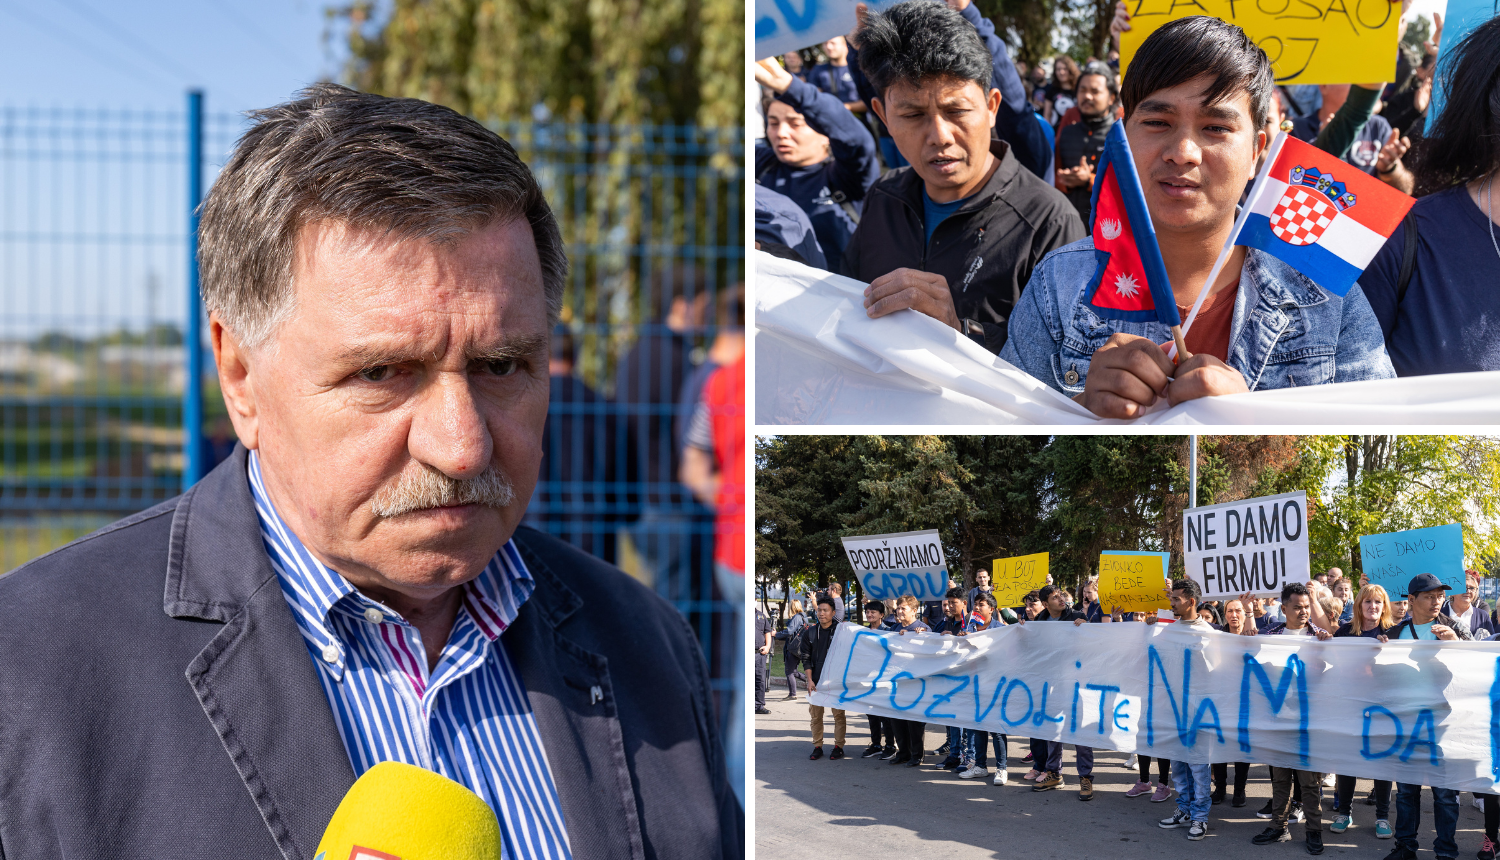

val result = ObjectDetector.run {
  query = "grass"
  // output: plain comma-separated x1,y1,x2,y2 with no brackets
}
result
1,516,115,574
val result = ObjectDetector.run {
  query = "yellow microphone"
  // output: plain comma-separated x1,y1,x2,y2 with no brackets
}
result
314,761,502,860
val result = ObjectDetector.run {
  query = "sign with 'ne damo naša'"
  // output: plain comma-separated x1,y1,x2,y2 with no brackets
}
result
1183,491,1310,599
841,529,949,602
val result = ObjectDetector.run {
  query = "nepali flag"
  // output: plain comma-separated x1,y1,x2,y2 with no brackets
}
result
1084,121,1180,326
1238,134,1415,297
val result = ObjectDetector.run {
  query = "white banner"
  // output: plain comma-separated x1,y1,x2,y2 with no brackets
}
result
754,0,895,62
752,252,1500,425
808,620,1500,791
841,529,949,602
1184,492,1310,599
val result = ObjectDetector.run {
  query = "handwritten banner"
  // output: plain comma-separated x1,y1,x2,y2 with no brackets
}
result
1098,551,1171,614
1184,491,1310,599
810,620,1500,790
1119,0,1402,85
1359,523,1465,596
754,0,898,61
841,529,950,602
991,553,1049,609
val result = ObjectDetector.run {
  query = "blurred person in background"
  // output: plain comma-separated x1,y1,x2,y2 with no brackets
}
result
809,35,865,113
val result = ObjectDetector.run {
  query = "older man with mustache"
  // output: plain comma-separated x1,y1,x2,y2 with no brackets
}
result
0,84,741,860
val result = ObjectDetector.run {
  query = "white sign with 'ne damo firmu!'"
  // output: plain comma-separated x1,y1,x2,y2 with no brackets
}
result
1184,491,1310,599
841,529,949,602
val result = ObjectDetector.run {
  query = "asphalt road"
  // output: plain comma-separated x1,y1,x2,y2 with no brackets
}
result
754,691,1493,860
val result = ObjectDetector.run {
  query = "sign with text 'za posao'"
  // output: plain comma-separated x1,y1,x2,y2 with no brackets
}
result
1184,491,1310,599
841,529,949,602
1359,524,1465,597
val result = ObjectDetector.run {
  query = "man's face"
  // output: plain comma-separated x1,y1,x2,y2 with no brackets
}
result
874,75,1001,203
975,601,992,620
946,597,965,618
976,570,990,586
1024,598,1040,618
817,602,835,625
1169,589,1197,620
822,36,848,63
1411,588,1446,623
766,100,830,169
214,218,551,602
1045,590,1068,614
783,51,803,73
1075,73,1112,118
1284,593,1312,628
1125,73,1264,236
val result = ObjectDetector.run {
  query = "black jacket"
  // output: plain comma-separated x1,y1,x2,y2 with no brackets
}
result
803,620,840,686
0,445,741,860
842,139,1085,354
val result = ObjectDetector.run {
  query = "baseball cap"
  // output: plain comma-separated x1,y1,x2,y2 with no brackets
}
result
1405,572,1452,597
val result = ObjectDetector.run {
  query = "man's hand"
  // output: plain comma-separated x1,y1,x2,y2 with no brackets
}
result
754,58,794,95
864,268,962,330
943,0,971,10
1057,156,1094,190
1166,353,1250,405
1359,573,1370,588
1425,11,1443,58
807,679,817,693
1073,617,1086,627
1313,626,1333,641
1144,614,1158,625
1109,0,1131,49
1377,128,1410,174
1076,333,1174,418
1432,624,1458,641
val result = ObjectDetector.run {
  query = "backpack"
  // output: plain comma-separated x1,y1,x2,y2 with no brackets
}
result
786,615,811,661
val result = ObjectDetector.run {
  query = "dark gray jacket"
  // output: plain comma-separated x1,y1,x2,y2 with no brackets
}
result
0,445,741,859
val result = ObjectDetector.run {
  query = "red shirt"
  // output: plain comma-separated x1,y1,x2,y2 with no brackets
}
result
703,353,745,572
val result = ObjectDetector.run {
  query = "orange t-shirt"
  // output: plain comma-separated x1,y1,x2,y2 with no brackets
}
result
1177,280,1240,363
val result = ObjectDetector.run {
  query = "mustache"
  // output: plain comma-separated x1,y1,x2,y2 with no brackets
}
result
369,463,515,518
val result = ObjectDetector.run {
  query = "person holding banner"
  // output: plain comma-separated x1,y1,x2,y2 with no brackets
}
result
958,593,1012,784
935,588,977,772
998,16,1395,419
1024,585,1095,798
887,596,932,766
1444,571,1495,639
803,596,848,761
1360,17,1500,379
859,600,901,760
1252,583,1327,852
1328,583,1398,839
1142,579,1214,839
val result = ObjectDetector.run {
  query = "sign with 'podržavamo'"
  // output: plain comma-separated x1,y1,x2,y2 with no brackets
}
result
841,529,949,602
1184,491,1311,600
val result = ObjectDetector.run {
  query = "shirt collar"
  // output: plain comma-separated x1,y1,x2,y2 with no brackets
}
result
246,450,532,653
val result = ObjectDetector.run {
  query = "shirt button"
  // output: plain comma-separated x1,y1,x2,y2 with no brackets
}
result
321,644,340,664
1064,369,1080,385
364,607,384,625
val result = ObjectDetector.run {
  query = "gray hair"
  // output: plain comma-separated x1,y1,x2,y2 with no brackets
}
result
199,83,567,349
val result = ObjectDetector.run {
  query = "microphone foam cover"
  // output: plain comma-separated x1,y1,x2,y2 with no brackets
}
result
314,760,502,860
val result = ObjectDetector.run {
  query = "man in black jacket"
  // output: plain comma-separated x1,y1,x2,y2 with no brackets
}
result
845,0,1084,354
803,595,847,761
1025,584,1095,798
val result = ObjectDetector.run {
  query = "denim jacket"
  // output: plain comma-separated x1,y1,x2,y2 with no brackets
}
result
999,238,1395,395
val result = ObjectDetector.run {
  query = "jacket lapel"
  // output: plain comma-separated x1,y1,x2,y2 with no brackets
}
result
508,537,647,860
166,446,355,860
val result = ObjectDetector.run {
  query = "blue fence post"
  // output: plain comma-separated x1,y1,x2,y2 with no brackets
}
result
184,90,205,490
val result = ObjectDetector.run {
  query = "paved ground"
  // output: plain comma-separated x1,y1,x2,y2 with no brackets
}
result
754,691,1493,860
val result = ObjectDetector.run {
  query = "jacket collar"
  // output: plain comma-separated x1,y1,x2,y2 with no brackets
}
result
888,138,1021,216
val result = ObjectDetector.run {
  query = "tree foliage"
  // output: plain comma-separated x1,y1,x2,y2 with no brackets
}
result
755,435,1500,619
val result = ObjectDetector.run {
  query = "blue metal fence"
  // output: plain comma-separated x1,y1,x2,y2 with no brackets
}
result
0,97,744,737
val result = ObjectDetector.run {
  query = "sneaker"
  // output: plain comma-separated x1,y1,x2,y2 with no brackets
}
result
1126,780,1153,797
936,741,951,757
939,756,961,770
905,757,923,767
1322,773,1336,788
1079,776,1094,801
861,745,882,758
1481,836,1497,860
1253,827,1292,845
1233,789,1248,808
1212,788,1226,806
1365,791,1378,806
755,706,771,714
1127,753,1138,769
880,749,900,761
1160,810,1191,829
1330,814,1352,833
1022,752,1034,763
1257,799,1275,819
809,746,823,760
1306,832,1324,855
1375,819,1393,839
959,764,988,779
1380,848,1417,860
1290,802,1305,824
1033,771,1063,791
829,746,845,760
889,753,910,765
1152,784,1174,802
1023,768,1043,781
994,767,1008,786
1188,820,1208,841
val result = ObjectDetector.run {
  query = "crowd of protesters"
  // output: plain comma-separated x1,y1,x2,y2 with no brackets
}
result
754,0,1500,414
769,567,1500,858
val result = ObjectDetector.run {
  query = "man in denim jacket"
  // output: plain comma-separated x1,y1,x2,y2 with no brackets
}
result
1000,17,1394,418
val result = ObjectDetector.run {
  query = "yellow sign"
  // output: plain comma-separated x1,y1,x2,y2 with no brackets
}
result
1098,553,1171,614
1119,0,1401,85
991,552,1049,608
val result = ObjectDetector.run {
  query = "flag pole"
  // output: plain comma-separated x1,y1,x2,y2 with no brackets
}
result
1169,126,1292,361
1170,325,1190,364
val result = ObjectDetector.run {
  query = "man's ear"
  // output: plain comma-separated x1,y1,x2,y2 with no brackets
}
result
1251,128,1268,181
210,312,260,450
870,96,887,126
988,86,1003,122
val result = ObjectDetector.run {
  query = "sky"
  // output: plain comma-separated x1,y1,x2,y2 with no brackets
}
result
0,0,339,116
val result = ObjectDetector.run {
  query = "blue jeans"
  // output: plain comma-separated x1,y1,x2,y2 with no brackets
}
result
967,730,1007,769
1396,783,1459,859
1173,761,1213,823
944,726,975,764
713,563,744,805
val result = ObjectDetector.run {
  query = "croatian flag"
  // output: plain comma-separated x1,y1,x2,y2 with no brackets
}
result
1238,134,1415,297
1084,121,1180,326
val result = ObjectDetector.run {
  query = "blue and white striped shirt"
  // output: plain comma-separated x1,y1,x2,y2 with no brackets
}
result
248,451,571,860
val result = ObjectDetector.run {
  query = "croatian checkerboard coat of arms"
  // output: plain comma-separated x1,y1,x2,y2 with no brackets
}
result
1269,165,1357,246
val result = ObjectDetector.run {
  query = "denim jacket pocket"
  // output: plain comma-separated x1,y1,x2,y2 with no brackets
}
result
1055,302,1156,394
1259,342,1338,388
